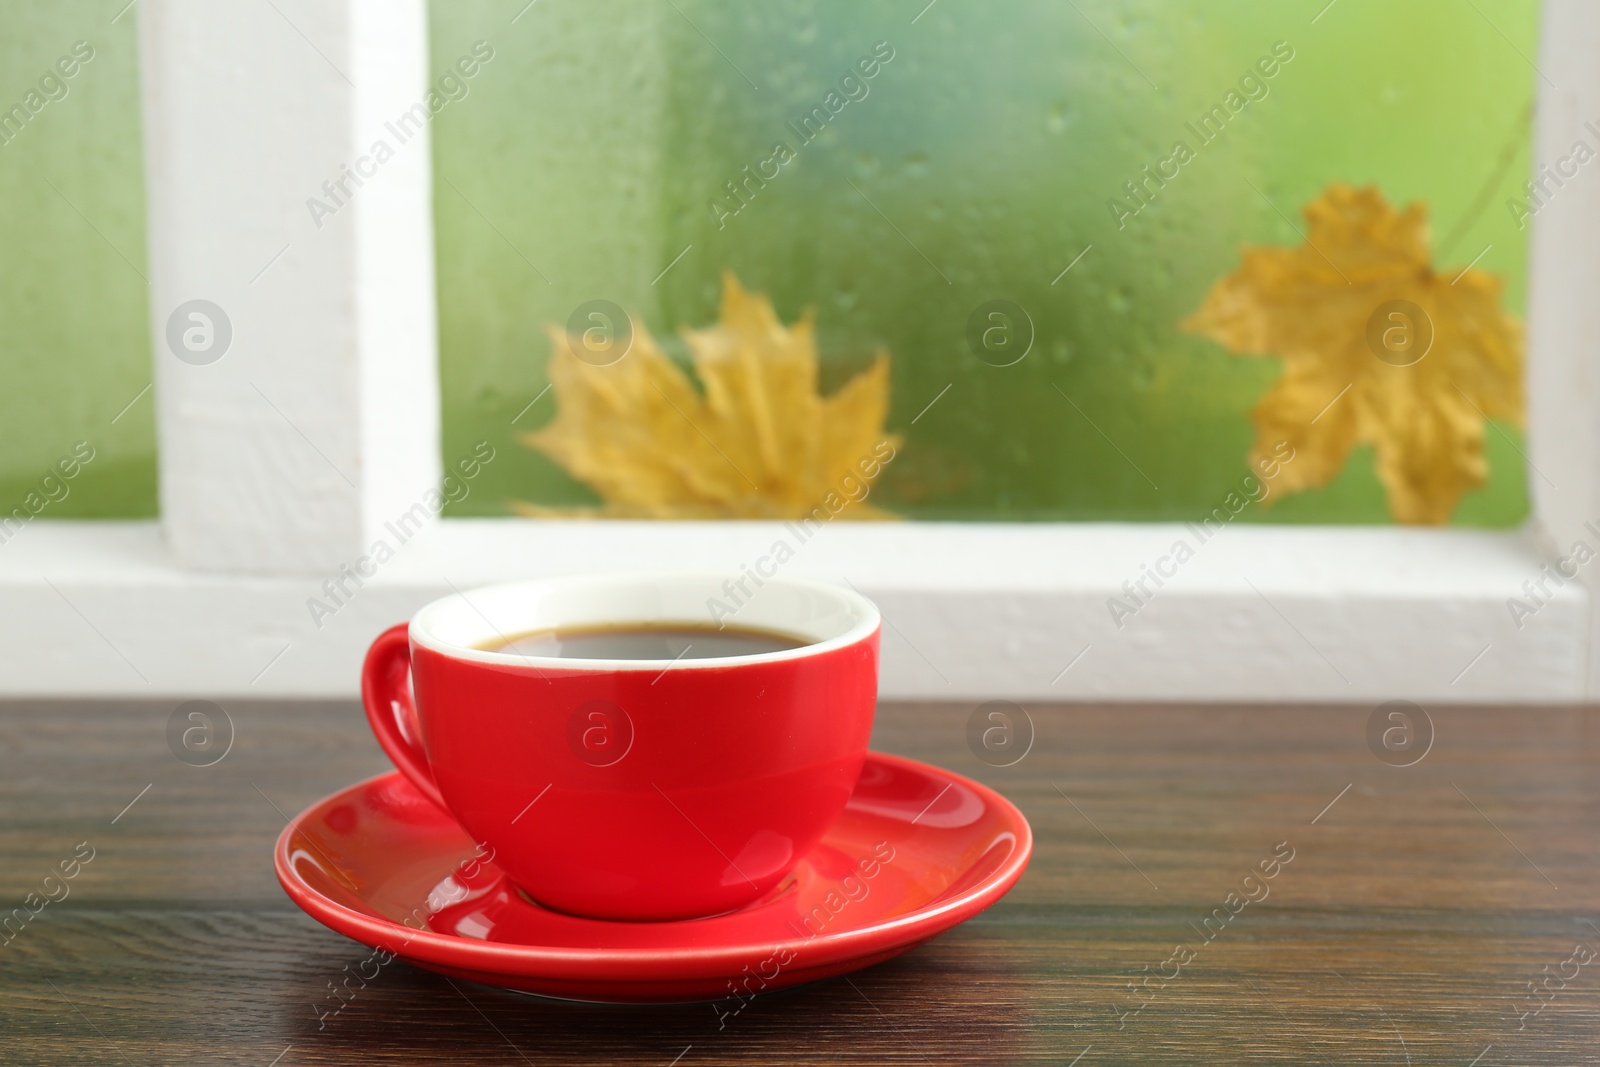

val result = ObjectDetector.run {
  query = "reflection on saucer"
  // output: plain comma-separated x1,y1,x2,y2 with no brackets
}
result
276,752,1031,1003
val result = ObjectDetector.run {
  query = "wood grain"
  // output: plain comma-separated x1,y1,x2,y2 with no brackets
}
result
1,700,1596,1065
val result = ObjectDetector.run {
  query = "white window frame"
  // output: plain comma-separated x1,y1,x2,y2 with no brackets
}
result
0,0,1593,702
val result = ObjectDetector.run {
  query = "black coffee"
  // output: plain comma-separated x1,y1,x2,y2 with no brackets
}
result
480,622,809,660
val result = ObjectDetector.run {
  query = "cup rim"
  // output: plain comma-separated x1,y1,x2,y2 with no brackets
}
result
409,572,880,672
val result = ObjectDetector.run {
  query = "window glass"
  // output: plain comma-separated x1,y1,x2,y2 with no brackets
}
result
432,0,1537,525
0,5,153,518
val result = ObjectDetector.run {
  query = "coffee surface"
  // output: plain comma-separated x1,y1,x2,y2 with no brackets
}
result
479,622,809,660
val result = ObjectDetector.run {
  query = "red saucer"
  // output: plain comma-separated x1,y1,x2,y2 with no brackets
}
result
274,752,1031,1003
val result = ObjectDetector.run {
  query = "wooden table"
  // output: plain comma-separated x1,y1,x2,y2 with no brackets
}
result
2,701,1596,1065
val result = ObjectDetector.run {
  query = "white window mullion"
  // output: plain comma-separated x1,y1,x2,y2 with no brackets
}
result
138,0,440,573
1526,0,1600,697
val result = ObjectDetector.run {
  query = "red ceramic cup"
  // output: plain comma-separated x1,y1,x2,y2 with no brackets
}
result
361,574,880,922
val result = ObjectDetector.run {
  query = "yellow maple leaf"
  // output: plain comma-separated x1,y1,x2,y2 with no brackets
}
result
1182,183,1524,525
518,273,901,519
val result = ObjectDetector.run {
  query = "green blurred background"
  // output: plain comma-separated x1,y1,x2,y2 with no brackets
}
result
0,0,152,516
430,0,1538,523
0,0,1539,524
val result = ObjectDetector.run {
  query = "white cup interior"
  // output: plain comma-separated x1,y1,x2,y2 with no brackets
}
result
410,573,880,670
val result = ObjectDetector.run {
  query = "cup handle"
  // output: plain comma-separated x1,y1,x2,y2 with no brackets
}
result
360,623,446,809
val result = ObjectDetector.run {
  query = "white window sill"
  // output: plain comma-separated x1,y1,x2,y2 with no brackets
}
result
0,519,1578,702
